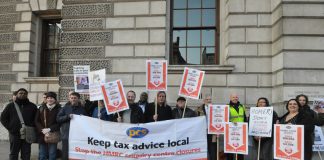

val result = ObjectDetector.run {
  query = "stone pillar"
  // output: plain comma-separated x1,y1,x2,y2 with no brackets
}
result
224,0,272,108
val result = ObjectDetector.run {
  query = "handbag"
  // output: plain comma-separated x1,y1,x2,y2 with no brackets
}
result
43,108,61,143
14,102,37,143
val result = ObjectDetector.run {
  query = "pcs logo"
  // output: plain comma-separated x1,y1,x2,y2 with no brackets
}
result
126,127,149,138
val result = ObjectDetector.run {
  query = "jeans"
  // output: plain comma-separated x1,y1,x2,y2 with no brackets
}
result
9,134,31,160
39,143,57,160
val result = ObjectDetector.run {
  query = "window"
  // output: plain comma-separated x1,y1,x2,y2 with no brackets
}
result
170,0,219,65
40,19,62,77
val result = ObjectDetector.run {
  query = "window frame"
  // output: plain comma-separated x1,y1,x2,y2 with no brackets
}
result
170,0,220,65
38,15,61,77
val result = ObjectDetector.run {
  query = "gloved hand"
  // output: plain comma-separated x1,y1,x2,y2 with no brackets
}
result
42,128,51,134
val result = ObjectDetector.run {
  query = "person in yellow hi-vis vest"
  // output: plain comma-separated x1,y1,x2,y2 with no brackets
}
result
226,93,247,160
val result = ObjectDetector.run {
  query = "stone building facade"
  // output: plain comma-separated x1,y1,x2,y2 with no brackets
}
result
0,0,324,140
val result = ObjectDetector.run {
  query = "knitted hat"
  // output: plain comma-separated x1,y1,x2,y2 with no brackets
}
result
46,92,57,100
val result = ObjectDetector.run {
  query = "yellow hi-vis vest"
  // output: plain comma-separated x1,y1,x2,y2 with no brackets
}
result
229,104,245,122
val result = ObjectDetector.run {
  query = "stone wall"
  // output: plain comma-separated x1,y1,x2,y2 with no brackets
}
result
59,0,168,101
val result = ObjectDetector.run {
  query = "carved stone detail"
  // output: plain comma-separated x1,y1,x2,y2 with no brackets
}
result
63,0,110,4
0,0,20,4
47,0,58,9
0,44,12,53
0,94,11,104
60,31,112,46
0,4,16,14
59,59,112,74
61,18,104,31
0,53,18,62
0,33,18,43
58,88,74,101
0,73,16,81
62,3,112,18
0,24,14,32
0,84,11,91
60,46,104,59
59,75,74,87
0,13,20,23
0,64,11,71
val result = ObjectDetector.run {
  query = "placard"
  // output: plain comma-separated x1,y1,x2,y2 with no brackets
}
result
208,105,229,134
274,124,304,160
146,60,167,91
73,65,90,93
101,80,128,114
224,122,248,155
89,69,106,101
313,126,324,151
248,107,273,137
178,67,205,99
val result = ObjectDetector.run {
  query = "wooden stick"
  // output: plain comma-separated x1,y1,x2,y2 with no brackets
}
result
319,151,323,160
235,153,238,160
257,138,261,160
97,100,100,118
154,96,157,122
182,100,188,118
216,135,219,160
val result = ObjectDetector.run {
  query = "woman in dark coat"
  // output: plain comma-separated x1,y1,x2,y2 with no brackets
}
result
279,99,314,160
144,91,172,122
34,92,61,160
252,97,278,160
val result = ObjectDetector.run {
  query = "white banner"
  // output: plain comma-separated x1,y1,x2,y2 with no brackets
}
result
89,69,106,101
207,105,229,135
179,67,205,99
313,126,324,151
274,124,304,160
248,107,273,137
69,115,208,160
146,60,167,91
73,65,90,93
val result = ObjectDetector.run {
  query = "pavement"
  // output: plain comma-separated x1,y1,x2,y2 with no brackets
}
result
0,141,62,160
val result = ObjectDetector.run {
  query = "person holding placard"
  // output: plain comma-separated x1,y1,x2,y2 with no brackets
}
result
226,93,247,160
56,92,87,160
278,99,315,160
90,100,111,121
113,90,145,124
252,97,278,160
172,97,197,119
196,95,218,160
145,91,173,122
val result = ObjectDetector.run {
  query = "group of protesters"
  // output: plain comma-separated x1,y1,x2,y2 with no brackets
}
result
1,88,324,160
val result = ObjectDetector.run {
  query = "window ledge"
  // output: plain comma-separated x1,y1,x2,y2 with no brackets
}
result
168,65,235,74
24,77,59,83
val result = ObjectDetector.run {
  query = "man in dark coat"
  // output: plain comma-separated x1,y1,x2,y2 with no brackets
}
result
1,88,37,160
172,97,196,119
56,92,87,160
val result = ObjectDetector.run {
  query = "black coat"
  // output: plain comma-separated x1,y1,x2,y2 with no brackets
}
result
56,103,87,140
112,103,145,123
34,103,61,143
145,102,172,122
1,99,37,137
279,111,315,160
172,107,197,119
